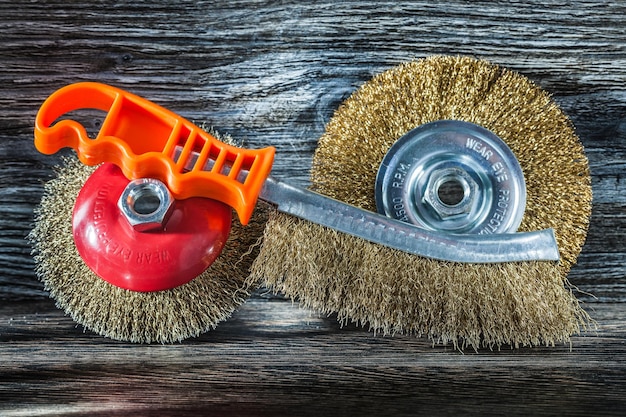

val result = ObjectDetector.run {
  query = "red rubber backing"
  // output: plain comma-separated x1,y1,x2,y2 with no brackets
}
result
72,163,232,292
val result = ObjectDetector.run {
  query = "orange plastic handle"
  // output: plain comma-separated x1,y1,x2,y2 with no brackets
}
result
34,82,275,225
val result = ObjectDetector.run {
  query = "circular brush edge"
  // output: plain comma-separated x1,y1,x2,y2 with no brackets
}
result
250,55,593,350
30,156,269,343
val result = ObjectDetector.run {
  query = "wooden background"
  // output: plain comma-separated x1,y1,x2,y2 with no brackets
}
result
1,0,625,415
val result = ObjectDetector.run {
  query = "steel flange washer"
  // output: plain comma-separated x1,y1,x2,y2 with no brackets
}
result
375,120,526,235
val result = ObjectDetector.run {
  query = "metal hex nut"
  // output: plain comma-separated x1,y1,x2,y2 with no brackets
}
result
117,178,174,232
423,167,478,219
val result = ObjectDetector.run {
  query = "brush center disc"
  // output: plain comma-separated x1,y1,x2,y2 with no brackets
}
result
375,120,526,234
72,163,232,292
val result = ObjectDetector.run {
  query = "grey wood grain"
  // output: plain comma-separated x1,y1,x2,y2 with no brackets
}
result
2,0,626,300
1,300,625,416
1,0,626,415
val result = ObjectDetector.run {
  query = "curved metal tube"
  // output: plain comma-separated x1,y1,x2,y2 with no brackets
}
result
260,177,560,264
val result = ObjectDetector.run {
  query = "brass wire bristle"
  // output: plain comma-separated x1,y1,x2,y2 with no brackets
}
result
250,55,593,349
30,156,269,343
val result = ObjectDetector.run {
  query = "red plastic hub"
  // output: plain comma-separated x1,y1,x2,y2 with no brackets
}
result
72,163,232,292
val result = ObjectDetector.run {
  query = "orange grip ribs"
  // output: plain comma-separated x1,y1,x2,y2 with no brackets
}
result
34,82,275,225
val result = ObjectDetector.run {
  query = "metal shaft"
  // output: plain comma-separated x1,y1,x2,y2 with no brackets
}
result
260,177,560,263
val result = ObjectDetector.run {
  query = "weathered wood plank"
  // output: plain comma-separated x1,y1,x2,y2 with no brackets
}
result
1,0,625,300
0,0,625,414
1,299,625,416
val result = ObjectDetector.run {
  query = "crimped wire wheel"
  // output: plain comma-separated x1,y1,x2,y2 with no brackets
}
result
30,156,268,343
252,55,592,349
